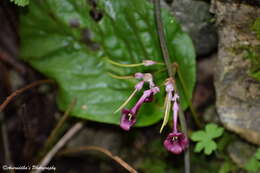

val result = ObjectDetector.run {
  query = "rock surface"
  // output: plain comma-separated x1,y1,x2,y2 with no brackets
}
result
212,0,260,145
166,0,218,57
228,140,256,168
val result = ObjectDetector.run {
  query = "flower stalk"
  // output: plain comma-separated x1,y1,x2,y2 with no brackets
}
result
154,0,190,172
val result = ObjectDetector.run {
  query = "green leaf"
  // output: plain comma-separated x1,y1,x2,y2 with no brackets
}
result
19,0,196,126
245,158,260,172
194,141,204,153
218,161,235,173
252,18,260,40
244,149,260,172
204,140,217,155
205,123,224,139
191,123,224,155
191,131,207,141
10,0,29,7
244,45,260,81
194,140,217,155
254,148,260,160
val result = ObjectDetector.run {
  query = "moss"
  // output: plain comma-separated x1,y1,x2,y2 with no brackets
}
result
244,45,260,81
229,44,260,81
251,18,260,40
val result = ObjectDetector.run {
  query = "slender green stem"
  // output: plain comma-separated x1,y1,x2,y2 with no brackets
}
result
184,141,191,172
107,72,134,80
104,57,144,67
179,105,190,173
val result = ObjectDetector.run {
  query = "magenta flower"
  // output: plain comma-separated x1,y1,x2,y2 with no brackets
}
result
163,132,188,154
120,109,137,131
163,81,189,154
144,86,160,103
135,81,144,91
134,72,144,79
120,87,160,131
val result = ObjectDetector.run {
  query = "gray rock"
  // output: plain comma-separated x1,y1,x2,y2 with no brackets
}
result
212,0,260,145
228,140,256,168
203,105,221,124
166,0,218,56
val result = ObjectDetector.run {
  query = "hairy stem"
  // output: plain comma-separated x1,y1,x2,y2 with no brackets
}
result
154,0,173,78
179,107,190,173
154,0,190,172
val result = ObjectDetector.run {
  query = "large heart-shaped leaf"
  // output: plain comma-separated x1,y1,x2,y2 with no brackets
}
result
20,0,196,126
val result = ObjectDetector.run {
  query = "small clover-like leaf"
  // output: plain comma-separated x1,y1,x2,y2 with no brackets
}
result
205,123,224,139
191,131,207,141
191,123,224,155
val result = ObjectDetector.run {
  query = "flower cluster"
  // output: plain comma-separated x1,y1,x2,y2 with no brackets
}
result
117,73,159,131
111,59,189,155
163,79,188,154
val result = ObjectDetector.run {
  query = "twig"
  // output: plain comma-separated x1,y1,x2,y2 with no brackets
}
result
0,52,26,74
59,146,138,173
153,0,190,172
0,80,54,112
32,122,83,173
1,113,15,173
37,98,77,160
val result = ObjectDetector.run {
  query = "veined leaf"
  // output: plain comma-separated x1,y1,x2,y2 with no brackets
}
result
20,0,196,126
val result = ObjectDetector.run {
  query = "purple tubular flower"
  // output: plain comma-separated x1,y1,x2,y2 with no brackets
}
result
172,93,180,133
135,81,144,91
165,80,174,93
131,89,154,113
120,89,156,131
144,94,153,103
164,93,189,154
163,80,188,154
144,86,160,102
163,132,189,154
120,109,137,131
